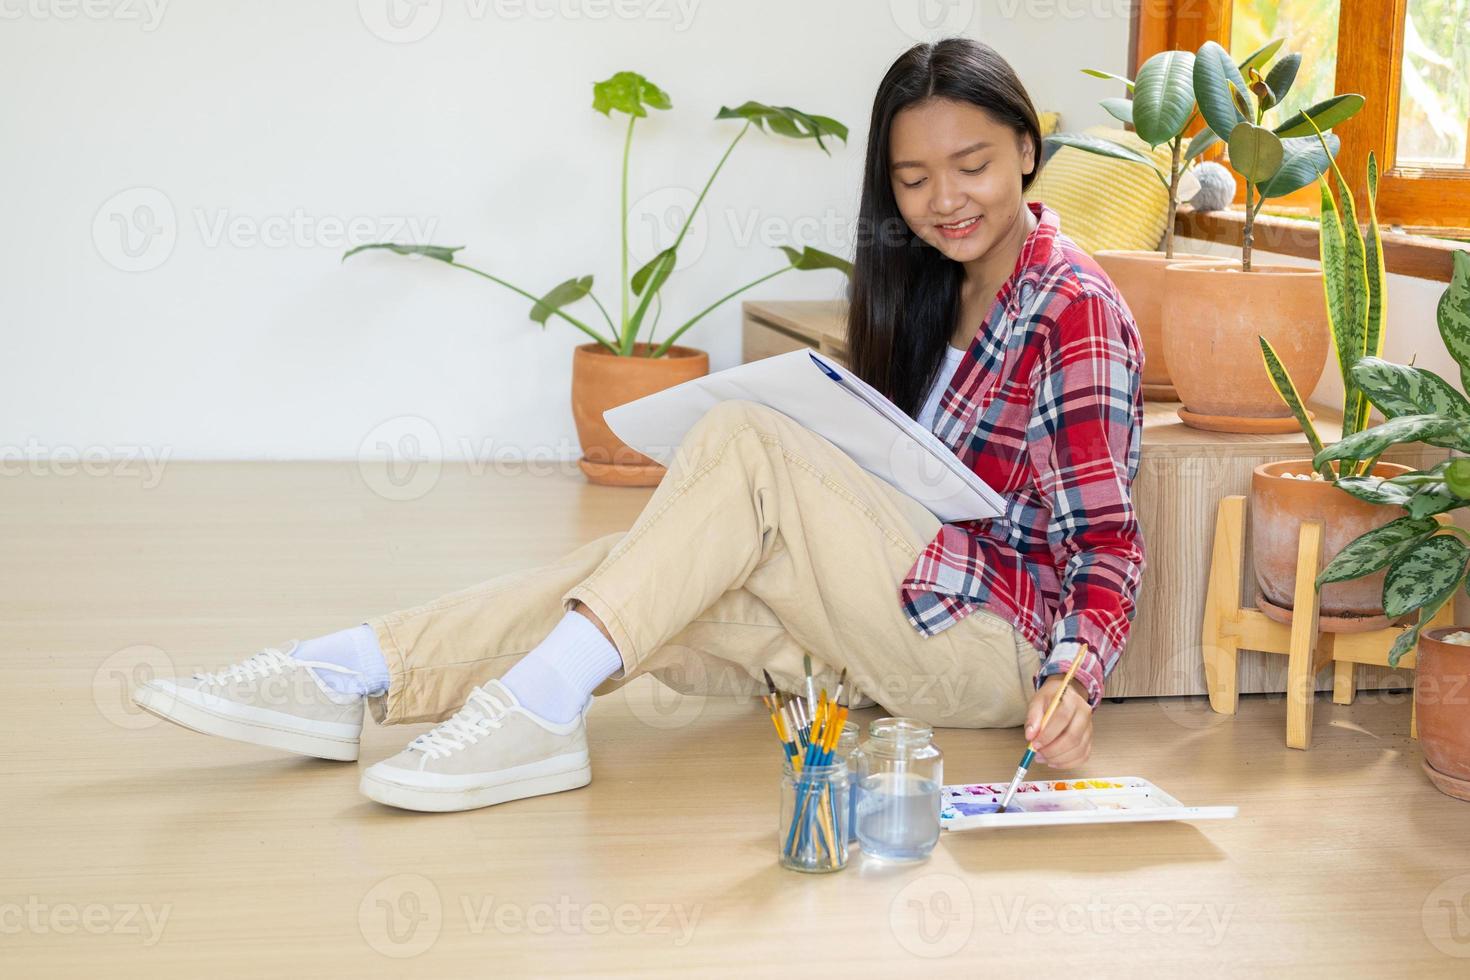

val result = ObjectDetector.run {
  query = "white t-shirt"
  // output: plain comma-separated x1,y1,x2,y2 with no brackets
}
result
917,344,969,432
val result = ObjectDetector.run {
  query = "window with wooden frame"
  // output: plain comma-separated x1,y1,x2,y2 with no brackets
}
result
1132,0,1470,249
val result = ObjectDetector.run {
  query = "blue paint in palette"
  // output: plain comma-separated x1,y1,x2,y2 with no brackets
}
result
950,801,1024,816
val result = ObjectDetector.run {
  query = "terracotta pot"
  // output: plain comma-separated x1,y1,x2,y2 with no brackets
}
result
1093,249,1222,402
1250,459,1415,633
1416,627,1470,801
571,342,709,487
1162,262,1328,433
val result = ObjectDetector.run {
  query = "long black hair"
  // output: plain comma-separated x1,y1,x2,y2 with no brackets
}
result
847,38,1044,418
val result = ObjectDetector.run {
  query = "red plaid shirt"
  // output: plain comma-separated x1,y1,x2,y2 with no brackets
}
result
899,201,1146,707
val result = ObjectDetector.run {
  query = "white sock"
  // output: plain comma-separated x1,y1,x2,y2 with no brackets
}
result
291,624,390,698
499,611,622,724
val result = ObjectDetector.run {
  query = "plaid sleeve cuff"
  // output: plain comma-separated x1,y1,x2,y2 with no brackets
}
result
1036,635,1108,708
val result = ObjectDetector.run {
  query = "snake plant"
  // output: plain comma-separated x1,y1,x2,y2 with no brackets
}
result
344,71,851,358
1258,116,1388,481
1311,251,1470,663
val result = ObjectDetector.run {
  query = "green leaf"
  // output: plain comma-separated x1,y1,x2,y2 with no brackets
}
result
1194,41,1249,141
1259,335,1324,457
1263,52,1303,107
623,248,678,350
1132,50,1196,146
1081,68,1136,90
777,245,853,276
1184,127,1221,161
1361,150,1387,375
1438,251,1470,393
1273,94,1366,137
1228,123,1284,184
1315,414,1470,468
1256,134,1338,198
1350,357,1470,420
592,71,671,118
1406,483,1467,519
630,248,677,297
1044,132,1157,169
341,242,464,264
715,102,848,153
1384,535,1468,618
528,275,594,327
1333,476,1414,508
1389,584,1458,667
1317,174,1357,430
1100,97,1134,126
1386,460,1451,485
1317,516,1439,586
1238,38,1285,73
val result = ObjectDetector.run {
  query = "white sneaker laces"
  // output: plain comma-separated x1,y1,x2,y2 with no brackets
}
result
409,686,513,760
194,644,355,686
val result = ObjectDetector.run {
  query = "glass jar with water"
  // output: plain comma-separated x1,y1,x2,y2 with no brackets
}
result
851,717,943,862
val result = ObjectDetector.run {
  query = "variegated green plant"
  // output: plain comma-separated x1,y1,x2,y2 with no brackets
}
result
1313,251,1470,663
1258,115,1388,481
344,71,850,357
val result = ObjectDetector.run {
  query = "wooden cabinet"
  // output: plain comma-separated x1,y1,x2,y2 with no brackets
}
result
742,299,1444,698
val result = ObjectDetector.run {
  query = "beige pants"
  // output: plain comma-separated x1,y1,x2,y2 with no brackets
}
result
365,400,1039,730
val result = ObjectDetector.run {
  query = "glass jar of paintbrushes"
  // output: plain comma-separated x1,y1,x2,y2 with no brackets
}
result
761,668,853,873
851,717,944,862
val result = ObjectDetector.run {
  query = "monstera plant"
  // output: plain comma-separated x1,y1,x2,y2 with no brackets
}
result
1313,251,1470,662
345,70,850,358
342,70,850,486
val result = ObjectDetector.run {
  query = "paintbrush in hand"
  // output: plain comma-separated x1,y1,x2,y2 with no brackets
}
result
996,646,1088,814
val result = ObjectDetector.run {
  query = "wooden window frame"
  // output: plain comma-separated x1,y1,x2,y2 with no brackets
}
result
1131,0,1470,244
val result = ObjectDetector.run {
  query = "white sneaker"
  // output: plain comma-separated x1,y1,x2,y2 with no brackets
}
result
132,642,364,761
359,679,591,812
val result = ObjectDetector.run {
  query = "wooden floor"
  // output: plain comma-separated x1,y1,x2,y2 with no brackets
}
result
6,462,1470,977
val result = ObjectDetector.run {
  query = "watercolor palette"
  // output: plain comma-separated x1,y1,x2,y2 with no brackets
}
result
940,776,1237,831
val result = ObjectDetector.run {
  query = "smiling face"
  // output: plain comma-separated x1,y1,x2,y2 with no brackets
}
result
887,98,1036,266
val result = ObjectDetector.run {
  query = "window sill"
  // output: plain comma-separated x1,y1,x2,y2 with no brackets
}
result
1174,207,1468,282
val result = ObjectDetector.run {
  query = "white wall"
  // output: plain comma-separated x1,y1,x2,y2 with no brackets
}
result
1,0,1132,461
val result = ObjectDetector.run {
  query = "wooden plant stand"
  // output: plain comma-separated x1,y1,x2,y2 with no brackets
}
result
1201,494,1453,749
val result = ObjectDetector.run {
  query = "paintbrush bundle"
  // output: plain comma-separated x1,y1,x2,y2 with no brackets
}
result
763,667,851,873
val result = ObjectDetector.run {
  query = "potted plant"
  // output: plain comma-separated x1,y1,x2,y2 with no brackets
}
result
1162,38,1365,432
345,71,851,486
1248,129,1406,630
1048,49,1225,400
1311,250,1470,798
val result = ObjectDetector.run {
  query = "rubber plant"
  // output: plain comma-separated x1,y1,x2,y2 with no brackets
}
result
1309,251,1470,663
1256,114,1387,480
1046,49,1210,258
344,70,851,357
1192,38,1364,271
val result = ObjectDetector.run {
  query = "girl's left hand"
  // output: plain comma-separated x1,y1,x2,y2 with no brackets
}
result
1023,675,1093,769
